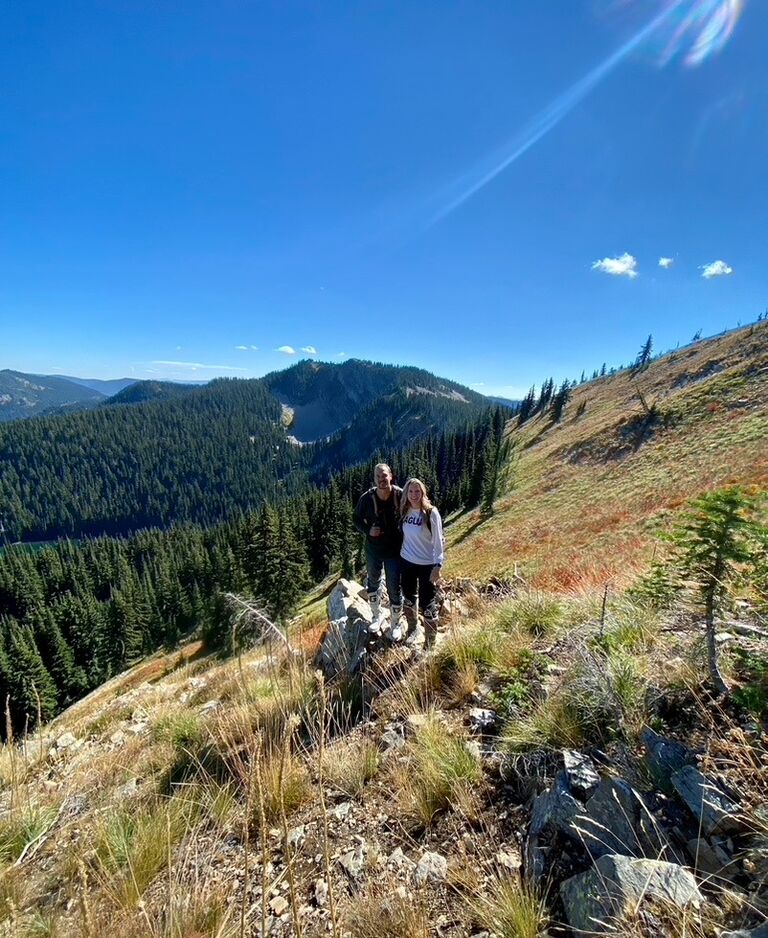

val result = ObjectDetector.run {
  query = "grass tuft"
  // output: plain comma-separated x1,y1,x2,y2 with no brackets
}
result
391,716,482,826
0,803,58,865
342,885,430,938
494,591,566,637
322,737,380,797
470,873,549,938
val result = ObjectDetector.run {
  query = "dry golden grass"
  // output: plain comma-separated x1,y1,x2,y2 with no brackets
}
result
470,872,549,938
341,884,430,938
448,322,768,588
321,736,380,796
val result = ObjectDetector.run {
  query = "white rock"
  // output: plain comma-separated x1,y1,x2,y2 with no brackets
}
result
269,895,289,916
331,801,353,820
314,878,329,907
414,851,448,884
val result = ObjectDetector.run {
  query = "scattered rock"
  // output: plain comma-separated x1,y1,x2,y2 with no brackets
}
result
414,851,448,884
495,849,521,871
321,579,374,677
721,926,768,938
387,847,416,872
55,732,78,751
575,778,650,859
561,854,703,935
671,765,744,836
686,837,735,876
562,750,600,799
468,708,497,733
313,879,328,908
287,825,306,848
331,802,352,821
380,724,405,751
338,838,366,879
269,895,289,916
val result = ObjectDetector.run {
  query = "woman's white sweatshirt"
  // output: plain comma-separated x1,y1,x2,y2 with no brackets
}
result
400,507,445,567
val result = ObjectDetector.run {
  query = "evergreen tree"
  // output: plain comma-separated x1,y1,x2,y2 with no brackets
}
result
550,380,571,422
480,435,515,517
667,487,761,695
633,334,654,373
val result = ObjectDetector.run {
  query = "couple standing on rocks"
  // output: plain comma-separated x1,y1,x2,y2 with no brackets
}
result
353,463,445,648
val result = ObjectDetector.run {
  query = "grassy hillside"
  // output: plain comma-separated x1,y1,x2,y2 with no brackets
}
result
448,322,768,588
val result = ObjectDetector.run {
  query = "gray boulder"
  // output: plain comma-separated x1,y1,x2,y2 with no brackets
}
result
574,777,670,860
561,854,703,935
671,765,744,836
321,579,373,677
721,926,768,938
641,727,694,792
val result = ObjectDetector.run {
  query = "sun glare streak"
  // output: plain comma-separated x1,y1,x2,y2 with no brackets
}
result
426,0,744,227
660,0,745,66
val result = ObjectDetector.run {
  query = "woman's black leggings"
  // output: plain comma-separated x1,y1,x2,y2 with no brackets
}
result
400,558,437,616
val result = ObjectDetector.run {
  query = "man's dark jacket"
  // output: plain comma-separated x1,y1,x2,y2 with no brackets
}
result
353,486,403,559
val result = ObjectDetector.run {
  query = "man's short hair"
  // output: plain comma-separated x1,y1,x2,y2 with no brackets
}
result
374,463,392,477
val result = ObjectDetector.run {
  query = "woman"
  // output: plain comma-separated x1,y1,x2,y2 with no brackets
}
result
398,478,444,648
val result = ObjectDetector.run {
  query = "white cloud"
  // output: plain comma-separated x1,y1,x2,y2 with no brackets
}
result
658,257,674,269
300,345,317,354
151,360,248,372
235,345,249,350
470,382,485,387
276,345,296,355
591,252,638,279
250,345,259,350
700,259,733,279
335,352,347,358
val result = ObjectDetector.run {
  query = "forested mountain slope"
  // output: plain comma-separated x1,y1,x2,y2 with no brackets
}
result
449,321,768,587
107,379,197,405
0,378,309,541
265,358,489,443
0,361,490,541
0,370,106,422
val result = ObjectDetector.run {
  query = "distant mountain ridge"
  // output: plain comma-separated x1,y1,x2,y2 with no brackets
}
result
0,370,107,422
55,375,136,395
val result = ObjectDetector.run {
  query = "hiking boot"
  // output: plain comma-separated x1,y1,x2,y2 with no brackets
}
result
389,604,404,643
368,593,383,633
423,603,440,650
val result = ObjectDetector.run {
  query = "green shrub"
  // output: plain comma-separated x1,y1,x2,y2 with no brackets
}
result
732,648,768,716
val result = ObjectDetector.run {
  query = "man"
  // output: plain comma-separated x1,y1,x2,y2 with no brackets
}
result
353,463,404,639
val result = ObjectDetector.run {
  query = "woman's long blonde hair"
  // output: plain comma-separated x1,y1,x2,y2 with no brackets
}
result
400,478,433,517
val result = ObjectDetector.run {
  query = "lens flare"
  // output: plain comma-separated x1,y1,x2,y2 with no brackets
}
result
659,0,745,66
424,0,746,227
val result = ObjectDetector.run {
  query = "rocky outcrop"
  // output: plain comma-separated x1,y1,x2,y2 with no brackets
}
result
561,854,703,934
670,764,745,836
320,579,375,677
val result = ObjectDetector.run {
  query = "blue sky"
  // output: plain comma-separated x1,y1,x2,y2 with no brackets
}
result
1,1,764,397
